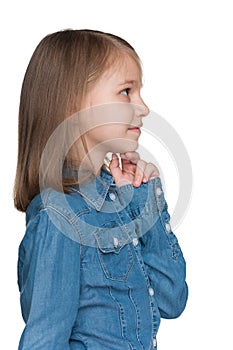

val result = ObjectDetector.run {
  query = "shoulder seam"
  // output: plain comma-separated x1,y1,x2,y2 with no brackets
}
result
42,206,83,247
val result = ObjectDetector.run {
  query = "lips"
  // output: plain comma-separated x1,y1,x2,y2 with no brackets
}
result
128,127,141,134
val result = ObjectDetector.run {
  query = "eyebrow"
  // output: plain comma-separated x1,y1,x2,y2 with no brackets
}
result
118,80,143,88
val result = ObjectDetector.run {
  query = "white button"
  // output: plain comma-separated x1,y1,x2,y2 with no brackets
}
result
165,223,171,232
156,187,162,196
109,192,116,201
132,238,138,247
113,237,119,247
152,338,157,347
149,287,154,296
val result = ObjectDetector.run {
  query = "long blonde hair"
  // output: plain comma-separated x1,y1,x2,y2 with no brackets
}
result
14,29,141,212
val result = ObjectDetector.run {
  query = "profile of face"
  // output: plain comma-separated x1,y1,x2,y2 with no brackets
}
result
77,54,149,160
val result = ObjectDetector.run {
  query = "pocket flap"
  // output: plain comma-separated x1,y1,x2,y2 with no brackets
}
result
94,221,132,253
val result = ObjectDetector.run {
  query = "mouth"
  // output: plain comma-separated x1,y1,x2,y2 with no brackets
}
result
128,127,141,135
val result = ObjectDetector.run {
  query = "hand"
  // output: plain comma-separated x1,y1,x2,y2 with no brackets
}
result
109,152,160,187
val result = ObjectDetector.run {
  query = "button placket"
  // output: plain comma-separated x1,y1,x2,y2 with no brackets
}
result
109,192,116,201
155,182,172,235
152,338,157,348
156,187,162,196
165,222,171,233
148,286,158,347
149,287,154,297
133,234,160,346
154,182,164,213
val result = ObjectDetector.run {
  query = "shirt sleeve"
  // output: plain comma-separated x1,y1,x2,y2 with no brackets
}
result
17,208,81,350
140,182,188,319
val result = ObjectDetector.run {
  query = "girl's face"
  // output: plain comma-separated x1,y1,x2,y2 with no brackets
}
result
79,54,149,156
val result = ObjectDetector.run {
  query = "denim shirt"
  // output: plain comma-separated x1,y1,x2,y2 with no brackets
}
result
17,167,188,350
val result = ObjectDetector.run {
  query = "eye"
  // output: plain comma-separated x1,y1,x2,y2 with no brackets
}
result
120,88,130,96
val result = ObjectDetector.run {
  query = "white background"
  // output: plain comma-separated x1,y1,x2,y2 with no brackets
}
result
1,0,232,348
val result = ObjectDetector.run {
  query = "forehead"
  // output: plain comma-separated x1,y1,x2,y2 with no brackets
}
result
104,54,142,85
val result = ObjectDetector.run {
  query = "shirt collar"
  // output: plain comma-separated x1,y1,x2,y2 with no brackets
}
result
73,167,115,211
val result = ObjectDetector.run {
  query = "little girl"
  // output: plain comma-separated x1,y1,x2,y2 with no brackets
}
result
14,29,188,350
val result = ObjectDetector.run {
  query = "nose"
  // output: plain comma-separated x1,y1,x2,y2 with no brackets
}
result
134,95,150,118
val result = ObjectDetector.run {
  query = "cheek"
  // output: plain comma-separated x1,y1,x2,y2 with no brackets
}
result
86,125,138,153
78,103,134,133
97,125,128,139
97,103,134,126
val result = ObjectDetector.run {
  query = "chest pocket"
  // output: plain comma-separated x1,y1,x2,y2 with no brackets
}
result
94,222,134,282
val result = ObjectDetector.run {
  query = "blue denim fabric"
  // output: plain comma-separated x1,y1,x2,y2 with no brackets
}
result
17,167,188,350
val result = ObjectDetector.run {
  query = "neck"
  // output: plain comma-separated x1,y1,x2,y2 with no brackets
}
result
78,149,110,177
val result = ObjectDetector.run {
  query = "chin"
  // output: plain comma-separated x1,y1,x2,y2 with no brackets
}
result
107,138,138,154
118,143,138,153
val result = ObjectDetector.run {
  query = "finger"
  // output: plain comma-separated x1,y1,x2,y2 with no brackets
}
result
109,154,133,187
109,153,121,171
109,154,123,181
133,159,147,187
120,151,140,164
142,163,160,182
121,154,137,177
